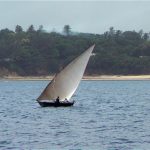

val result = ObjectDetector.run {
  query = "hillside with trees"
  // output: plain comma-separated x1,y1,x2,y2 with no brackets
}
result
0,25,150,76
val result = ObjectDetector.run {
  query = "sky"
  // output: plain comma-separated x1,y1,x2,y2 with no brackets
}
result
0,0,150,34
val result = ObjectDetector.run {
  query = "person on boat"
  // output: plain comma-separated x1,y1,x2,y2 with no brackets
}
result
56,96,60,104
65,98,68,102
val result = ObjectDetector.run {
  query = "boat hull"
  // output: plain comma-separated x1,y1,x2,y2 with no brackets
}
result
38,100,74,107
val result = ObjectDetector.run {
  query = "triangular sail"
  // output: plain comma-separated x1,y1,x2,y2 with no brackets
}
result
37,44,95,101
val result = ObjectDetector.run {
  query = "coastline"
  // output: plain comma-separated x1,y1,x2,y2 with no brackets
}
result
1,75,150,81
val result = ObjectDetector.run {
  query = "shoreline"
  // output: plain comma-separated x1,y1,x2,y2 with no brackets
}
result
1,75,150,81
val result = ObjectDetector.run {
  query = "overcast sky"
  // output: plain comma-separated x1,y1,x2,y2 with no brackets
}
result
0,1,150,34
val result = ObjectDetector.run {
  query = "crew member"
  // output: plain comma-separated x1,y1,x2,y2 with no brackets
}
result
56,96,60,104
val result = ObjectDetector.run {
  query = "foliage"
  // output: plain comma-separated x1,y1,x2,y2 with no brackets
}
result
0,25,150,76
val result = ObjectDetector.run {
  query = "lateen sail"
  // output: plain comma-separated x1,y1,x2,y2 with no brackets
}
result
37,44,95,101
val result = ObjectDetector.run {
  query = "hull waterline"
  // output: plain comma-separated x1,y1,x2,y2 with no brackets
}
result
37,100,74,107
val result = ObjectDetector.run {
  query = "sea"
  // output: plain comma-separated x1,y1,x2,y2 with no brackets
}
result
0,80,150,150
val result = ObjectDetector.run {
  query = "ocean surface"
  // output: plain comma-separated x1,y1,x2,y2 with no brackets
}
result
0,80,150,150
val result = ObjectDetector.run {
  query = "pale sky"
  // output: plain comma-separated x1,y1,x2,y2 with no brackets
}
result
0,0,150,34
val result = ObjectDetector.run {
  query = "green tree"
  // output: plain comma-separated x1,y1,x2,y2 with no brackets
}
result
63,25,71,36
15,25,23,33
143,33,149,41
109,27,115,36
1,25,150,76
27,25,35,33
37,25,44,33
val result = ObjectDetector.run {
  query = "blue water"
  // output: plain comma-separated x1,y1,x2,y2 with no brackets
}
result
0,80,150,150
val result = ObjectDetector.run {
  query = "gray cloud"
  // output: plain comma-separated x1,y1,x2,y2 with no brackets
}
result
0,1,150,34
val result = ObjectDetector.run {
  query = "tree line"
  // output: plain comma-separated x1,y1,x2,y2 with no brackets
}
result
0,25,150,76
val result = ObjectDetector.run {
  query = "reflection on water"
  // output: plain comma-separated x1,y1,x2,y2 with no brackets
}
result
0,80,150,149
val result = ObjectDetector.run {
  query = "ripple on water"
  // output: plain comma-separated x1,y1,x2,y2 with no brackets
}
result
0,80,150,149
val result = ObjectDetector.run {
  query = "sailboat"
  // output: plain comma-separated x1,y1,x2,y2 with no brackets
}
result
37,44,95,107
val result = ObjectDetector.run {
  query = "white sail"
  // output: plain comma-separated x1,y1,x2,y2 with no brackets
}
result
37,44,95,101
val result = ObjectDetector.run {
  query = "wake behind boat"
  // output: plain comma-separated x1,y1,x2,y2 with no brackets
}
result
37,44,95,107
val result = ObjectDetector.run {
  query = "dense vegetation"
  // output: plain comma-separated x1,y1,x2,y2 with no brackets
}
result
0,25,150,76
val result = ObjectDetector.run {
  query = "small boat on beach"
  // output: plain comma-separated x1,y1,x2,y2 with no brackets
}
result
37,44,95,107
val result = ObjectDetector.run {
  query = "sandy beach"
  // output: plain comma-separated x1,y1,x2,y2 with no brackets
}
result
1,75,150,80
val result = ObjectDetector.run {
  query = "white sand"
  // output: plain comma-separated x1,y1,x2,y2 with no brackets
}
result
2,75,150,80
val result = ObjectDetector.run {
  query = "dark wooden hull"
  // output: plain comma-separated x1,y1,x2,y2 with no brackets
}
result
38,100,74,107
